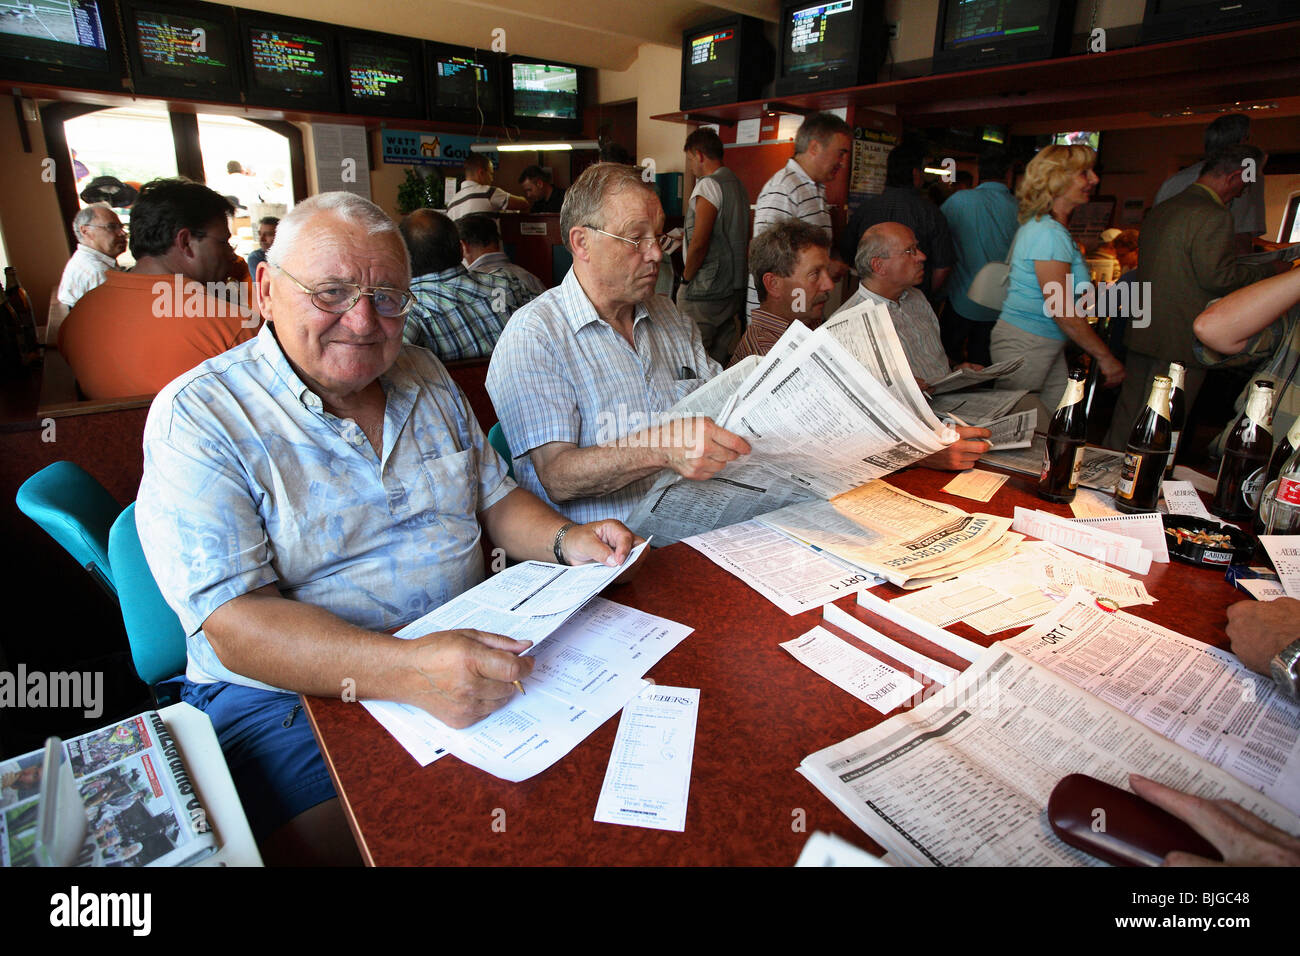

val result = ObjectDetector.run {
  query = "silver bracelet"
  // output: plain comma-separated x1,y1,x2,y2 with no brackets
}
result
552,521,576,565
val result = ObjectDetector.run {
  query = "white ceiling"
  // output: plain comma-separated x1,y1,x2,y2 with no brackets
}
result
226,0,778,71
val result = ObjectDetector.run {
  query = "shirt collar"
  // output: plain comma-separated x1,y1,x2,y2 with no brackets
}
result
560,267,652,336
76,245,119,268
858,281,908,307
1191,182,1225,206
468,251,509,270
976,181,1011,194
414,264,470,285
785,158,817,189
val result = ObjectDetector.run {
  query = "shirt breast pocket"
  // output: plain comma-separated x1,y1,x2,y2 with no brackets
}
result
420,447,475,520
670,377,705,404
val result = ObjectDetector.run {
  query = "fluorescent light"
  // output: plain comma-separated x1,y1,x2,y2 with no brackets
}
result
470,141,601,153
923,166,949,176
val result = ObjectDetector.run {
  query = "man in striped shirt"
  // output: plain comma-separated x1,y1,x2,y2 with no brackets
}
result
746,112,852,319
399,209,534,361
729,220,833,366
446,153,529,221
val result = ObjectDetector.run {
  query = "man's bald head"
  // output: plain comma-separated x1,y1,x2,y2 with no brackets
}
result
398,208,462,278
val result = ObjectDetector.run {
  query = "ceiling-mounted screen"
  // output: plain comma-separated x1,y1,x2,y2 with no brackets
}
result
340,29,424,118
0,0,124,90
123,0,240,101
239,12,339,112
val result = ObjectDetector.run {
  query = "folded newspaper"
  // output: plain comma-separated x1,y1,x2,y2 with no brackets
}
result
1,711,217,867
626,299,975,543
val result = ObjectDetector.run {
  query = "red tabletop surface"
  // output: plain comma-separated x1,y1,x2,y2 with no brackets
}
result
303,464,1246,866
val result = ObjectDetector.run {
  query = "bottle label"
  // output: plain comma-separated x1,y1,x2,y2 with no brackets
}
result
1116,452,1142,499
1058,378,1086,410
1243,466,1268,510
1069,447,1085,489
1278,477,1300,506
1245,387,1275,432
1167,430,1180,467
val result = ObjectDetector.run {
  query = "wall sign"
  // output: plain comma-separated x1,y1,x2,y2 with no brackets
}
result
381,130,494,167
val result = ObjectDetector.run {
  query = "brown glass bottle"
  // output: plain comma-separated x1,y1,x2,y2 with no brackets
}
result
1039,369,1089,503
1114,375,1172,514
3,266,38,366
1211,380,1275,521
1164,362,1186,478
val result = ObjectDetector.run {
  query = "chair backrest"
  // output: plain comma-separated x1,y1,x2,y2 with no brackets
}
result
16,461,121,597
108,503,186,686
487,422,514,480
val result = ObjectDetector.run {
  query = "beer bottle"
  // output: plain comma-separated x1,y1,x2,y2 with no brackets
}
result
1164,362,1186,478
3,266,38,367
1253,414,1300,533
1114,375,1172,514
1039,368,1089,504
1258,439,1300,535
1211,380,1275,521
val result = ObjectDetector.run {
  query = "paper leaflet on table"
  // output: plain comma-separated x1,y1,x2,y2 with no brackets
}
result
941,469,1008,502
797,634,1300,866
1259,536,1300,599
593,685,700,832
782,626,924,713
363,598,693,779
821,602,960,685
682,519,883,616
794,831,892,867
624,312,959,543
1161,479,1219,523
1011,506,1153,575
1069,512,1169,563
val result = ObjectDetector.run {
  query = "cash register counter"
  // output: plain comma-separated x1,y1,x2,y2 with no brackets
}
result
302,465,1241,866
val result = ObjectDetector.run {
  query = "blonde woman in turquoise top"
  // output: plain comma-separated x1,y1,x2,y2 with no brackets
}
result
990,144,1125,410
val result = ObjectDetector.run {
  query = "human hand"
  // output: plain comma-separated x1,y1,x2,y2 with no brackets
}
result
920,426,992,471
916,376,932,393
1097,353,1125,387
1225,597,1300,674
1128,774,1300,866
404,629,535,729
560,519,643,572
649,416,751,481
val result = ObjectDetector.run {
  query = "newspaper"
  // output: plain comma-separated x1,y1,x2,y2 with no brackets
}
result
758,482,1013,587
626,315,954,543
930,388,1028,422
1,711,217,868
799,638,1300,866
984,438,1126,492
980,409,1035,451
1004,588,1300,814
926,357,1025,395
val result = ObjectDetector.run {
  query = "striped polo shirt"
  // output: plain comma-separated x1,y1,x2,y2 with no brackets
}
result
746,158,830,317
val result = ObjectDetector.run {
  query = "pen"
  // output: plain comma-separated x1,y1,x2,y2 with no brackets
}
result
513,679,526,695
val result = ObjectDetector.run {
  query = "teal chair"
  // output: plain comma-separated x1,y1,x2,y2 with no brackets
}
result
108,503,186,698
16,461,121,598
488,422,515,480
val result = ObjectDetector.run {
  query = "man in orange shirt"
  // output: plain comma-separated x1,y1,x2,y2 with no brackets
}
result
59,178,259,400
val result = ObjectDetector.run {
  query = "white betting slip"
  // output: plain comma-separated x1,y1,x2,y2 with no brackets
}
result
941,468,1009,503
1161,479,1218,522
1259,536,1300,599
782,626,924,713
594,685,700,832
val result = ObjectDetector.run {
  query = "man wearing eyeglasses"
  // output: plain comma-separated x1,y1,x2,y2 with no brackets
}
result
58,178,256,399
487,162,752,528
56,202,127,312
136,191,640,864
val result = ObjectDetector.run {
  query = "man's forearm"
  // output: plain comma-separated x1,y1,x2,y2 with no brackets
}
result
532,441,667,503
480,487,571,563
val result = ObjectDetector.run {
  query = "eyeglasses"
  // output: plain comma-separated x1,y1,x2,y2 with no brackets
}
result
87,222,127,234
883,244,922,258
271,262,413,318
583,226,671,257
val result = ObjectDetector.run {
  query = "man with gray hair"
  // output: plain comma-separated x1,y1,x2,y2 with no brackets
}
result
136,190,638,863
487,162,751,527
55,202,127,316
1154,112,1264,254
746,111,852,318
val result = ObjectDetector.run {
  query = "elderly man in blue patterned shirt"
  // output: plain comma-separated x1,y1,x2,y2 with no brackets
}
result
136,192,637,864
486,162,751,527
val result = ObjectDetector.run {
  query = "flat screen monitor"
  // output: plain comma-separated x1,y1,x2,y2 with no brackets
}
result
775,0,885,96
506,58,582,133
1141,0,1300,43
680,15,772,110
0,0,124,90
122,0,240,101
426,42,501,126
931,0,1076,74
239,12,339,113
1279,192,1300,245
340,29,424,119
1053,130,1100,150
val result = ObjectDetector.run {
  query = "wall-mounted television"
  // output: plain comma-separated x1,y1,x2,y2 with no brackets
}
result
340,28,424,119
425,42,501,126
931,0,1077,75
775,0,887,96
505,57,582,134
0,0,124,92
679,15,772,111
238,11,339,113
1140,0,1300,43
122,0,240,102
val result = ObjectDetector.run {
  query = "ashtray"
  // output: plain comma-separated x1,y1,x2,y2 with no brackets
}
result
1161,514,1254,568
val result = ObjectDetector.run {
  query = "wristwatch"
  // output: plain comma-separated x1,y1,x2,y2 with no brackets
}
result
1269,638,1300,702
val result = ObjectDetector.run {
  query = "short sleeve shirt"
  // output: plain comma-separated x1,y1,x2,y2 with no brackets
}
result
136,322,514,690
447,183,509,221
486,268,721,525
998,216,1091,341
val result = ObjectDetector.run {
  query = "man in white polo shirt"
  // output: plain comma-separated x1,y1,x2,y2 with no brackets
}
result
55,202,127,315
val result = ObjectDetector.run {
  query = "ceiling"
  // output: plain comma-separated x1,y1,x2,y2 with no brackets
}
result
226,0,777,71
